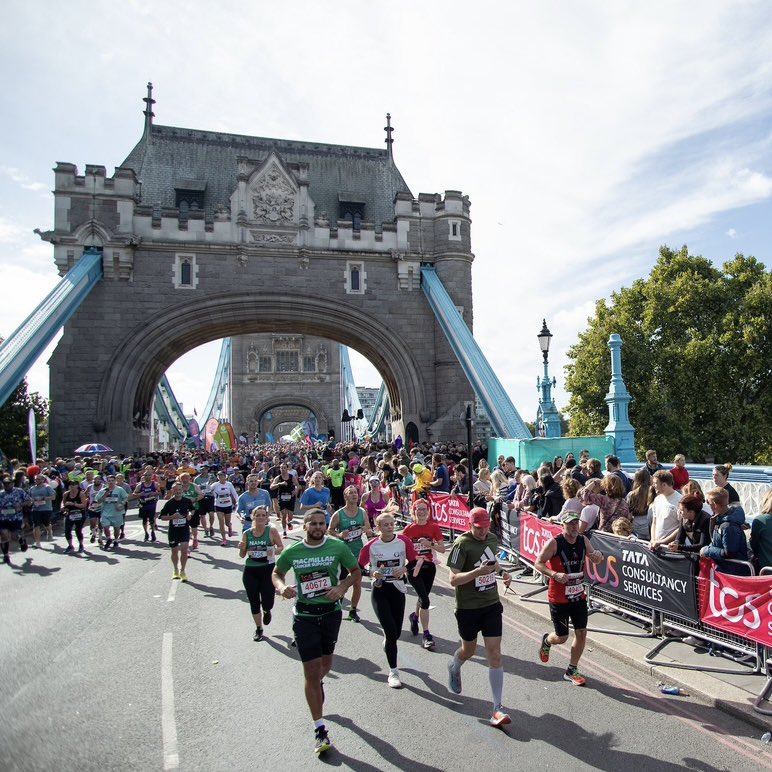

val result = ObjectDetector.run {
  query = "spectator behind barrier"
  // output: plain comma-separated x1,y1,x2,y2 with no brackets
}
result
670,454,690,491
626,468,653,540
605,455,632,495
750,489,772,571
701,487,749,575
580,474,631,534
559,478,582,516
648,471,682,550
667,494,711,554
537,473,564,519
712,464,741,505
641,449,665,476
680,482,712,515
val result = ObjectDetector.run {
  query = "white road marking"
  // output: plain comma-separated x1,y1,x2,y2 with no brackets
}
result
167,580,179,603
161,632,179,770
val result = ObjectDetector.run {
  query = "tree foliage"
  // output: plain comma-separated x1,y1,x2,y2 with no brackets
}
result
564,246,771,464
0,378,49,462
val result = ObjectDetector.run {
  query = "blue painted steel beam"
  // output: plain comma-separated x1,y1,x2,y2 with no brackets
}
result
0,247,103,409
200,337,231,425
420,266,532,439
366,382,390,436
154,384,185,440
159,374,189,436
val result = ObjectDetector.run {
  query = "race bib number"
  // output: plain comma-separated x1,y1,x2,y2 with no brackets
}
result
1,507,16,516
413,540,432,556
248,547,269,560
216,496,231,506
565,573,585,599
279,493,292,502
69,511,83,521
475,572,497,591
172,517,187,527
34,498,44,506
376,558,399,577
299,571,333,599
107,495,119,504
345,527,362,542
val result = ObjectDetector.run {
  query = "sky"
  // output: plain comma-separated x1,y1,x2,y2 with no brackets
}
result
1,1,771,430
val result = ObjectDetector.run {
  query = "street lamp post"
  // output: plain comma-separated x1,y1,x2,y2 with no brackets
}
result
536,319,561,438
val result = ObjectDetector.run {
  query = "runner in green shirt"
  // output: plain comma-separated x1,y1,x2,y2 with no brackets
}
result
446,507,513,729
328,484,373,622
273,508,361,756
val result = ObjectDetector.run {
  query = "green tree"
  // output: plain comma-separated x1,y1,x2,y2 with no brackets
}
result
564,246,772,464
0,378,49,462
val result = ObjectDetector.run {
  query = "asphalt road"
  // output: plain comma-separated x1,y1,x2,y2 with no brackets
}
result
1,518,770,772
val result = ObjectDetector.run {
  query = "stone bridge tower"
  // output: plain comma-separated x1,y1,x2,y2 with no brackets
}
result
44,90,476,456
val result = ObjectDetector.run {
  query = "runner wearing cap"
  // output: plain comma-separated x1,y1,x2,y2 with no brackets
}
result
534,511,603,686
360,475,388,530
446,506,513,727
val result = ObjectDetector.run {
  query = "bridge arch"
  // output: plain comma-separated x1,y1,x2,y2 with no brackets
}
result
93,291,427,452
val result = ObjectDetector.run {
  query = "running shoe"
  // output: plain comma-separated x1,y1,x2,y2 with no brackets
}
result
490,709,512,728
539,633,551,663
409,612,419,636
144,533,149,542
78,545,85,553
3,553,10,564
90,532,96,544
314,726,331,755
209,528,215,538
263,610,272,626
564,666,586,686
180,571,187,583
283,530,287,537
422,631,435,650
151,532,157,542
103,539,113,550
447,660,462,694
19,539,28,552
253,627,263,642
287,522,293,531
119,528,125,539
348,609,360,623
172,570,180,580
221,539,228,547
64,544,73,553
387,669,403,688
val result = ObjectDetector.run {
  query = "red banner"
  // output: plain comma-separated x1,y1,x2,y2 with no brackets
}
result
519,513,561,564
698,559,772,647
428,493,471,531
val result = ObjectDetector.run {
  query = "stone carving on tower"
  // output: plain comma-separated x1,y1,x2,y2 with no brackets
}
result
252,162,295,224
316,344,328,373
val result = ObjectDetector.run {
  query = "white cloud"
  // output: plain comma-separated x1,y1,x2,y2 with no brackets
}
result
726,228,738,238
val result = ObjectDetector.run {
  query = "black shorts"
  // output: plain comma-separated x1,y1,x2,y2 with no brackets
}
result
549,600,588,637
455,601,503,641
189,512,201,529
168,527,191,548
199,497,214,514
32,511,52,527
87,509,102,521
139,504,157,522
0,519,22,532
278,497,295,512
215,506,233,515
293,609,343,663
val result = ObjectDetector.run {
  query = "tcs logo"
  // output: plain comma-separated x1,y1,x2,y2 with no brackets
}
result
585,554,619,588
707,564,763,631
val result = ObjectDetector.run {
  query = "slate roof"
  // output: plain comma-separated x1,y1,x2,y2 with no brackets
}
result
121,124,412,227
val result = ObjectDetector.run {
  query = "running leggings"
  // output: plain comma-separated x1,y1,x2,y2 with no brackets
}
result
408,562,437,610
242,565,276,615
371,582,406,668
65,515,85,543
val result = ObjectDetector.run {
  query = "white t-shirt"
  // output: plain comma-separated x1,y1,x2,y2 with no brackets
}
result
649,491,682,540
580,504,599,530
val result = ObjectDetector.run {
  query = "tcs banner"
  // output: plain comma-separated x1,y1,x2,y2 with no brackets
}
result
699,559,772,647
428,493,470,531
518,514,561,564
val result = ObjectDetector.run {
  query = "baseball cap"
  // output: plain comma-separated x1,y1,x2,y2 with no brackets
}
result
412,463,424,474
368,475,380,484
561,511,581,523
469,507,491,528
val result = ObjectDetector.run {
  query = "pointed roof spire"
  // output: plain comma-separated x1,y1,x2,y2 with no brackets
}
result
143,82,156,136
384,113,394,160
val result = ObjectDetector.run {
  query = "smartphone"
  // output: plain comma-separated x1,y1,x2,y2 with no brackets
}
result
484,560,496,566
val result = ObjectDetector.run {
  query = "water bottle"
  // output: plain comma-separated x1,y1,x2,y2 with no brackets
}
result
761,732,771,745
657,681,686,696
